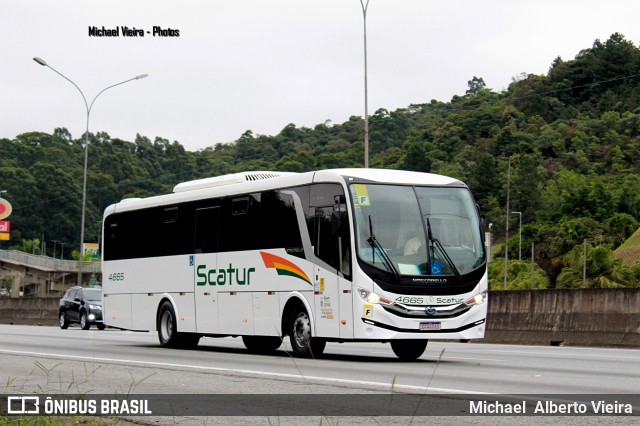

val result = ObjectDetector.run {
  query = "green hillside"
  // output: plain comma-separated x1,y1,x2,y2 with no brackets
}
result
1,32,640,287
614,227,640,266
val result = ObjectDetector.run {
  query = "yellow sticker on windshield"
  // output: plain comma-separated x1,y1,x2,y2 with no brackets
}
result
353,184,370,206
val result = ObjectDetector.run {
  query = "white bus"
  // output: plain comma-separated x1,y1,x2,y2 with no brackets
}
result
102,168,487,360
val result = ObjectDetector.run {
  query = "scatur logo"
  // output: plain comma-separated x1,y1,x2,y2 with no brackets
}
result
260,252,312,286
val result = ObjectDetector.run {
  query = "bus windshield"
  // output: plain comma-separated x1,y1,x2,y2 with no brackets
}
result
350,184,484,277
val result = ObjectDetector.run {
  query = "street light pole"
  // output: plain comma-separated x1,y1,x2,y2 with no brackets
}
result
51,240,58,259
33,57,147,285
511,211,522,261
359,0,370,168
503,157,511,289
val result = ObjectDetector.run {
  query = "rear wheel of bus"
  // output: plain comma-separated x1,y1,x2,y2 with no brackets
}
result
390,339,428,360
157,300,200,349
289,306,326,358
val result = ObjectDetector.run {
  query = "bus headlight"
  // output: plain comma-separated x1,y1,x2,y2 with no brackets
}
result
357,288,392,305
465,291,488,305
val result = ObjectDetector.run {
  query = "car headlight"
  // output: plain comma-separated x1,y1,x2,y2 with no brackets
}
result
88,304,102,310
357,288,392,305
465,291,488,305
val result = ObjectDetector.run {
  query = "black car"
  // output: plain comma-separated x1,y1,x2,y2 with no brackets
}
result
59,286,105,330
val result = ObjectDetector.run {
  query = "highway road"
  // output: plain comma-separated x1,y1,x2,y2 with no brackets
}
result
1,324,638,424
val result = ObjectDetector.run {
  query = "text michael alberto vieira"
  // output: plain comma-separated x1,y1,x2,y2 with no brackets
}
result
89,26,179,37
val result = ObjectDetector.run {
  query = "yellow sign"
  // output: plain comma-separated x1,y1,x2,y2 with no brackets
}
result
0,199,12,220
353,184,370,206
0,233,9,241
83,243,100,258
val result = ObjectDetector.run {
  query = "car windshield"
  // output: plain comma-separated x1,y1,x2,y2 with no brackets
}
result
84,289,102,301
350,184,485,277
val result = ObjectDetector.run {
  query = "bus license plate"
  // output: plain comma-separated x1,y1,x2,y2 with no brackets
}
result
420,322,441,331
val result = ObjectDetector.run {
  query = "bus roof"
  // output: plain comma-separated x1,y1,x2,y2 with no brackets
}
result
104,168,465,216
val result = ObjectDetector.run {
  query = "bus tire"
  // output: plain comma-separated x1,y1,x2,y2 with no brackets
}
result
288,306,326,358
242,336,282,353
157,301,200,349
390,339,428,361
157,301,180,348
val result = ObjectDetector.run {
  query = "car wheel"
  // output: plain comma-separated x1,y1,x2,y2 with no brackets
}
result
288,306,325,358
80,311,91,330
59,312,69,329
97,323,106,330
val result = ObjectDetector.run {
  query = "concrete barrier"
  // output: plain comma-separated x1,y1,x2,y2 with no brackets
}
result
0,297,58,325
483,288,640,347
1,289,639,347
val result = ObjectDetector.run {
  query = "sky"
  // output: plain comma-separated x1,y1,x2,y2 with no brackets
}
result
2,0,640,152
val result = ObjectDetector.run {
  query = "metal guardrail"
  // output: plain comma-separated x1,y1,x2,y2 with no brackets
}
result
0,249,101,273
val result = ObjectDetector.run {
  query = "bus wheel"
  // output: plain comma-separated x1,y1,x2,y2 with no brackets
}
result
157,301,200,349
289,307,326,358
242,336,282,353
390,340,428,361
157,301,181,348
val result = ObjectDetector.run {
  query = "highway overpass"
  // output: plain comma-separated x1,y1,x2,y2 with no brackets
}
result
0,249,101,298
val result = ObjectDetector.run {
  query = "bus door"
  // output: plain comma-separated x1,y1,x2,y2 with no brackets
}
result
194,206,220,334
312,191,353,339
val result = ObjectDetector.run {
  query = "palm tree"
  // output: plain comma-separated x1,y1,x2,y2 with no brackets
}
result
556,244,635,288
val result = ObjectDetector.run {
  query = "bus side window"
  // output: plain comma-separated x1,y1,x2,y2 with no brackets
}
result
194,207,219,254
219,194,260,252
314,207,351,278
260,190,304,258
311,183,351,279
232,198,249,215
164,207,178,224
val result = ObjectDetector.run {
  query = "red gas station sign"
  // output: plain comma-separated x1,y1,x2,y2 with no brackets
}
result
0,199,12,240
0,199,11,220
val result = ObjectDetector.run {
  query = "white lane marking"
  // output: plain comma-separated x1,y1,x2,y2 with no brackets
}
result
443,356,505,362
0,348,488,395
473,348,640,360
363,352,504,362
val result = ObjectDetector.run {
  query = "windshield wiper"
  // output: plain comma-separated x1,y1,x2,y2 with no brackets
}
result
426,218,461,280
367,216,401,280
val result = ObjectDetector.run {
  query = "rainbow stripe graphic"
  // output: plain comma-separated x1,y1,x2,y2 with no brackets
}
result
260,252,312,286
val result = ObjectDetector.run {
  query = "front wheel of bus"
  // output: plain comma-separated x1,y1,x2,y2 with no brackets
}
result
390,339,428,361
289,307,325,358
242,336,282,353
